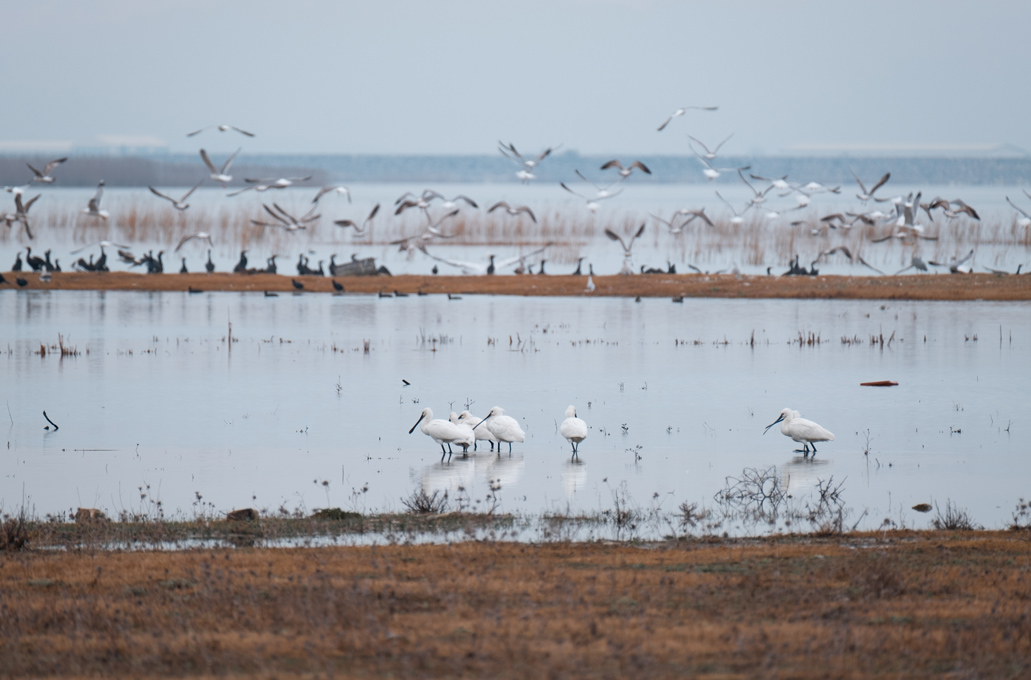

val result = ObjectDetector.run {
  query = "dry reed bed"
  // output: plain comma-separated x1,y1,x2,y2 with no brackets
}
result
1,532,1029,678
4,197,1030,269
5,270,1031,300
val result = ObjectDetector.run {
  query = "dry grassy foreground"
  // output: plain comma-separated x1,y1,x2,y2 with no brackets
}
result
2,533,1030,678
3,269,1031,299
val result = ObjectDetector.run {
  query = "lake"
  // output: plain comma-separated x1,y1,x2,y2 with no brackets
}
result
3,290,1029,535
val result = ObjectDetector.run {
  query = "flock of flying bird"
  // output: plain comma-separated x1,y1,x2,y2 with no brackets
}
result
4,111,1031,280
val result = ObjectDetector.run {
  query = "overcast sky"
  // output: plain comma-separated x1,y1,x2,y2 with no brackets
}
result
4,0,1028,156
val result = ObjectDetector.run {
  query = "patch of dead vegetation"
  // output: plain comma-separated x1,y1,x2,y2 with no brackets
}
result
1,533,1029,678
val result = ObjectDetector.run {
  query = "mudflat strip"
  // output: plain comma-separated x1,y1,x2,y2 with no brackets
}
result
2,533,1029,677
4,270,1031,299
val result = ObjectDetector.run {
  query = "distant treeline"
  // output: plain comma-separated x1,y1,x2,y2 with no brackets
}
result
2,152,1029,187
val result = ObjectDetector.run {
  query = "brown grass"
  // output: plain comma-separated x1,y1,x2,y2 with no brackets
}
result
5,269,1031,300
2,532,1030,678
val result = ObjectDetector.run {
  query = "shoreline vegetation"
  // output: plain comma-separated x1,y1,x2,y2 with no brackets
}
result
1,510,1030,677
3,270,1031,299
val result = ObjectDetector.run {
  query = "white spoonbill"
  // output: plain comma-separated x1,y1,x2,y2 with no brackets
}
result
474,407,525,455
560,405,588,458
448,412,476,456
458,410,498,452
764,408,834,457
409,407,468,462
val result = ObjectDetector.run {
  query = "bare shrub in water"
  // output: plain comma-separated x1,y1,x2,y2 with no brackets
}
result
401,488,450,515
714,466,785,516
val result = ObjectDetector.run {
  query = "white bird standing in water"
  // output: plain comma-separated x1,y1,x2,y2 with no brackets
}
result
764,408,834,457
409,407,468,462
448,412,476,456
458,410,498,452
560,405,587,458
475,407,525,454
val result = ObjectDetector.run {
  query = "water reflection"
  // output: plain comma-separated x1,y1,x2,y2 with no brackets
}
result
419,456,475,496
780,456,832,498
561,459,588,498
481,453,525,491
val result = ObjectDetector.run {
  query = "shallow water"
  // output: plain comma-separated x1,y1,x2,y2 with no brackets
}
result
3,290,1029,533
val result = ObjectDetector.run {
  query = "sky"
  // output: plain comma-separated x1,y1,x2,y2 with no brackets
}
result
3,0,1029,157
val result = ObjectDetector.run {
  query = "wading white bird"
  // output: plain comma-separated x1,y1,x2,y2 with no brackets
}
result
448,413,477,456
656,105,718,132
764,408,834,457
27,157,68,184
409,407,469,462
81,181,109,220
187,124,255,138
458,410,498,452
475,407,526,454
200,148,241,187
149,180,204,211
560,405,588,458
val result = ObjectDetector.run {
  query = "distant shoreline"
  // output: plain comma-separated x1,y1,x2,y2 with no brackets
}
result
3,152,1031,187
4,271,1030,300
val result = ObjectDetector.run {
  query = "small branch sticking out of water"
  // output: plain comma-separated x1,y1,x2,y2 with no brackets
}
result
43,410,59,431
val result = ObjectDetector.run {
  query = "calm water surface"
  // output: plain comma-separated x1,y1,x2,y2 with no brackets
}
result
3,290,1029,533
